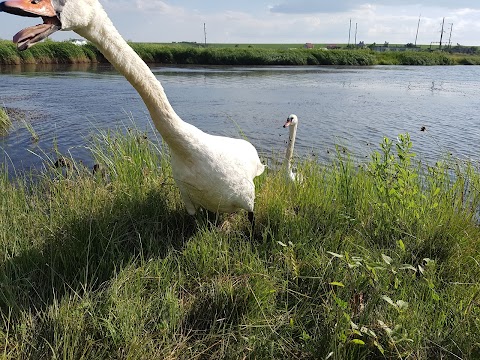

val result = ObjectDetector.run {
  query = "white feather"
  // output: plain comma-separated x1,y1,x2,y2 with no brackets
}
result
60,0,265,214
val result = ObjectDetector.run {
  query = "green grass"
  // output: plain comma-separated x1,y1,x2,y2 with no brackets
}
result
0,107,11,133
375,51,456,65
0,39,101,64
128,44,377,66
1,40,480,66
1,128,479,359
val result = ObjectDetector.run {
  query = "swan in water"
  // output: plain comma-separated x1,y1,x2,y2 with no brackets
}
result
0,0,265,217
283,114,302,182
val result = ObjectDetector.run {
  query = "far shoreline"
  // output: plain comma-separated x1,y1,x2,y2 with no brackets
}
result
1,40,479,66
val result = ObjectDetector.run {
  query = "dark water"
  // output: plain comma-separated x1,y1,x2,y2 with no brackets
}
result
1,63,479,173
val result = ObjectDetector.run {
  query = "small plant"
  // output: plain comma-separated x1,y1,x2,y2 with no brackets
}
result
21,119,39,142
365,133,427,245
0,107,12,132
325,250,442,357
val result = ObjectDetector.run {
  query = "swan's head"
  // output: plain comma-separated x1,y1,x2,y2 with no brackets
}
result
283,114,298,128
0,0,99,50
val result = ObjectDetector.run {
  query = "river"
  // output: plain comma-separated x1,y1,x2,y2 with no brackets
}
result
1,63,479,173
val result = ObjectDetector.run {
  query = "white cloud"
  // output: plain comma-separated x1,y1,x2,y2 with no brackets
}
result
2,0,479,45
135,0,178,14
270,0,480,14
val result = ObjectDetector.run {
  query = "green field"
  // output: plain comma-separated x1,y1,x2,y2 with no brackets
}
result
1,128,479,359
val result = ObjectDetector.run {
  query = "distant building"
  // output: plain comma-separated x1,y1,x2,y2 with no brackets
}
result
304,43,314,49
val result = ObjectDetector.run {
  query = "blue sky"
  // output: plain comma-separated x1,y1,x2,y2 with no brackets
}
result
1,0,480,45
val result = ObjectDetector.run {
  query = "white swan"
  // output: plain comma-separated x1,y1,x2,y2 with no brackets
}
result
0,0,265,217
283,114,302,182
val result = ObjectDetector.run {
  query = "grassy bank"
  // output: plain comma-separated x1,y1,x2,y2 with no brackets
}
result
1,129,479,359
0,40,100,65
1,40,480,65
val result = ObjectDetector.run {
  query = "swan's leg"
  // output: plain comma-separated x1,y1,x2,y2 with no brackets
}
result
183,198,197,215
177,183,197,215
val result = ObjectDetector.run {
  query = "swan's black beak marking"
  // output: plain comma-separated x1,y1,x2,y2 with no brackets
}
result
283,118,292,128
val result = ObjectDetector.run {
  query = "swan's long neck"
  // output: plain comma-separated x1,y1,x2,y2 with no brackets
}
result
285,123,297,172
75,10,195,151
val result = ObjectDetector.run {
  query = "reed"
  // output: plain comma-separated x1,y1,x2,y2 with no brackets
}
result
0,40,102,64
375,50,455,65
128,45,377,66
0,107,12,133
1,128,479,359
1,41,479,66
0,40,20,65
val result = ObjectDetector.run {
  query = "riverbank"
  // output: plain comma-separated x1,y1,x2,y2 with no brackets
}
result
1,129,479,359
1,40,480,66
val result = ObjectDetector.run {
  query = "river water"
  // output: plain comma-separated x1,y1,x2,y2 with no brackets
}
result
1,63,479,173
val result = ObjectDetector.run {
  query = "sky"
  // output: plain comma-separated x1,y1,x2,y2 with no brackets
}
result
1,0,480,46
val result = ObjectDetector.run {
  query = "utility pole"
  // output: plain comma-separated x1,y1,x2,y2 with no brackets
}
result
204,23,207,46
354,22,358,46
348,19,352,46
448,23,453,48
439,17,445,49
414,14,421,46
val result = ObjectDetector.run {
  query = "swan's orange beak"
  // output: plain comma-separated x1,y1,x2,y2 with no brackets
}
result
1,0,56,17
283,119,292,128
0,0,61,51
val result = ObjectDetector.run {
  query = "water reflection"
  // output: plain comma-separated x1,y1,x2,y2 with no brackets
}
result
0,62,98,74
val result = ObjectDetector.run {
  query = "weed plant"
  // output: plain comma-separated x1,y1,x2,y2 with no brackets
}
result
0,128,479,359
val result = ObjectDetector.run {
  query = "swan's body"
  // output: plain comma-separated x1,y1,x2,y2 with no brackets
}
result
1,0,264,215
283,114,301,183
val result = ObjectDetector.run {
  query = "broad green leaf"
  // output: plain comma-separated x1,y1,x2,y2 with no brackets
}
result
327,251,344,258
399,264,417,272
378,320,393,335
418,265,424,274
381,254,392,265
396,300,409,310
351,339,365,345
382,295,395,306
374,340,385,354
